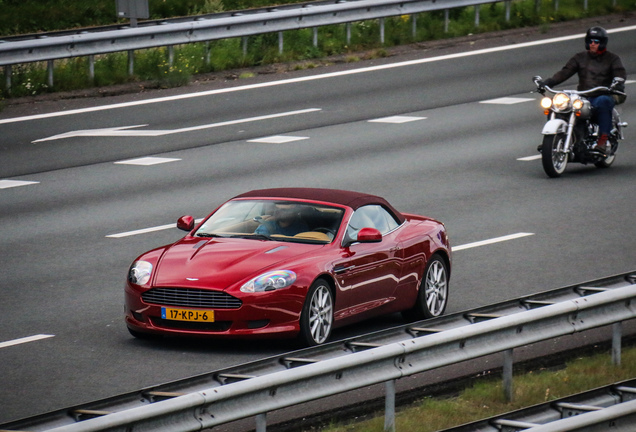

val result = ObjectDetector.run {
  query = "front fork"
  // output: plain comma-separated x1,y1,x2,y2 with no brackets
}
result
561,112,577,154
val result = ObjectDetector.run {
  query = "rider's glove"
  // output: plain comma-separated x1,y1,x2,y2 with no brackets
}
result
612,77,626,92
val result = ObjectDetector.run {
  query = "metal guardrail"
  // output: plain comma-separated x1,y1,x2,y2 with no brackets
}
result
0,0,508,66
441,378,636,431
2,271,635,432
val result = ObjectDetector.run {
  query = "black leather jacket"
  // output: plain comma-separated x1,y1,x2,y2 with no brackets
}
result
543,50,626,96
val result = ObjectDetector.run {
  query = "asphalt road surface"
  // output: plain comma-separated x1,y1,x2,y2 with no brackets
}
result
1,17,635,426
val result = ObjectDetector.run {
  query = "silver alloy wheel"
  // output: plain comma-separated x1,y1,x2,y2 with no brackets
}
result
308,284,333,344
424,259,448,316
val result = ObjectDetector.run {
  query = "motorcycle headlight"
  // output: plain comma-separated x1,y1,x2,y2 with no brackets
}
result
128,261,153,285
572,99,584,110
240,270,297,293
552,93,571,112
540,97,552,109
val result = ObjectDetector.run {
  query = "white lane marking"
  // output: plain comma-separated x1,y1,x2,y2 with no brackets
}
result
518,155,541,161
0,180,40,189
480,97,534,105
106,218,204,238
32,108,322,143
4,25,636,126
248,135,309,143
453,232,534,251
0,334,55,349
369,115,426,123
115,157,181,166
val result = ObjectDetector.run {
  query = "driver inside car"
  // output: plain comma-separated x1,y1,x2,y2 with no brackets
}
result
255,204,309,236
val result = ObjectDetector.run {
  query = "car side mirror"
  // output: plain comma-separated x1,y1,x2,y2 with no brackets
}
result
357,227,382,243
177,215,195,232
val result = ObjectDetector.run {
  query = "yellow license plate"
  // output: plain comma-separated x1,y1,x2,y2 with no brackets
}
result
161,307,214,322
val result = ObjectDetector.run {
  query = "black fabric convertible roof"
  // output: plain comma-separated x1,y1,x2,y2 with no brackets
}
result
233,188,405,224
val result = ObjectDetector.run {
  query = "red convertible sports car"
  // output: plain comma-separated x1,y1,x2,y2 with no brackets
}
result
125,188,451,346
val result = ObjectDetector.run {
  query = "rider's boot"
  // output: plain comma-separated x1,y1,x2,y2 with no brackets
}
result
593,134,610,156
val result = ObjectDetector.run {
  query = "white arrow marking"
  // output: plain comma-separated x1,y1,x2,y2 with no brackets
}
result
32,108,322,143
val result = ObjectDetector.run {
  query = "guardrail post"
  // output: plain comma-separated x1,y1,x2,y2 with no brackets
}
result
242,36,248,57
278,31,284,54
128,50,134,76
313,27,318,48
47,60,54,88
555,0,559,11
168,45,175,66
505,1,511,21
380,18,385,44
503,349,514,402
346,22,352,44
88,55,95,82
444,9,449,33
613,322,622,366
474,5,480,27
255,413,267,432
411,14,417,39
4,65,12,95
384,379,396,432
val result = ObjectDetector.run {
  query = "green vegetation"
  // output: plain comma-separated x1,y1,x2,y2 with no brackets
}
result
320,344,636,431
1,0,634,98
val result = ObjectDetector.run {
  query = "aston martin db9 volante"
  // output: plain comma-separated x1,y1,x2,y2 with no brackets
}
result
125,188,451,346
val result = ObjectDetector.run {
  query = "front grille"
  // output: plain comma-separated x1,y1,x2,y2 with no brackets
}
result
142,287,242,309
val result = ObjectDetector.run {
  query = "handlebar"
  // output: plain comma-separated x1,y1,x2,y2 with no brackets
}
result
532,76,626,97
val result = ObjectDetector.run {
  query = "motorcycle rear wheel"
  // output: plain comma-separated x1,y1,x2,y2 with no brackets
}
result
541,133,568,178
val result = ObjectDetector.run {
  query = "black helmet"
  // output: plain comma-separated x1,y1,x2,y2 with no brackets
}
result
585,26,608,50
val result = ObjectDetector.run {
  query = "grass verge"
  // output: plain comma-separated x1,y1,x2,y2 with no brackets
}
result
314,343,636,431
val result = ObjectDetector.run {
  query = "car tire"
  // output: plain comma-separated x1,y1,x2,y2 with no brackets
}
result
403,254,449,321
299,278,333,346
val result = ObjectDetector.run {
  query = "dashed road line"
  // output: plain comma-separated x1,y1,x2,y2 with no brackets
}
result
115,157,182,166
106,218,204,238
248,135,309,144
0,180,40,189
518,155,542,161
480,97,534,105
0,334,55,349
453,232,535,251
368,116,426,124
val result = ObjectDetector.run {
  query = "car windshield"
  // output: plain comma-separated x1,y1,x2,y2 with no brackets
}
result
194,199,345,244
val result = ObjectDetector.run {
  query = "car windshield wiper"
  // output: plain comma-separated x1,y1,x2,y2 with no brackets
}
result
195,232,224,238
230,233,273,241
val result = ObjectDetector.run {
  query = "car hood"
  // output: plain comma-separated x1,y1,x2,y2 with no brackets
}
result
153,237,321,289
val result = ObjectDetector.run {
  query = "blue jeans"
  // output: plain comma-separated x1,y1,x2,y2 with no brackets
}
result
589,95,615,136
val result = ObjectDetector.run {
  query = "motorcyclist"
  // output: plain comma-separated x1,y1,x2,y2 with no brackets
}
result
535,26,627,155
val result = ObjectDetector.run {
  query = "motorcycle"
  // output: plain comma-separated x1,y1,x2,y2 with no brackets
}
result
532,76,627,178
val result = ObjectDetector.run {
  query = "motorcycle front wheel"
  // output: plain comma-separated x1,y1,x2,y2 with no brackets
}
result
541,133,568,178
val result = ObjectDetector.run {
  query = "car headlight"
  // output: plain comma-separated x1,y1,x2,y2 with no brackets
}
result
552,92,571,112
128,261,153,285
240,270,297,293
